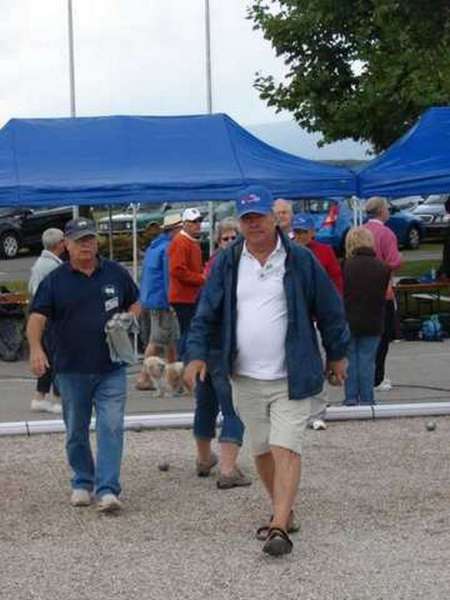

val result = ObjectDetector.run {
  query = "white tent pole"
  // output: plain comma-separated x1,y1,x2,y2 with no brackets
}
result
132,203,138,283
132,203,139,358
67,0,79,220
205,0,215,256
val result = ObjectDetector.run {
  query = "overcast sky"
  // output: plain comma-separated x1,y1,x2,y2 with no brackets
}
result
0,1,367,158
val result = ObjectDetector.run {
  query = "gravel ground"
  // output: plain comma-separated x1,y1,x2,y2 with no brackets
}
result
2,419,450,600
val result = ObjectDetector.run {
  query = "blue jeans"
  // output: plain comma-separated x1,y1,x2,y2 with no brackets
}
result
194,352,244,445
55,367,127,498
344,335,380,406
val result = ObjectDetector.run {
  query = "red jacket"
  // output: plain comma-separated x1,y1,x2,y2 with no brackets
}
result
307,239,343,295
168,231,205,304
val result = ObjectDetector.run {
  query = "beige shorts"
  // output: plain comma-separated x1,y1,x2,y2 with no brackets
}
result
231,375,326,456
149,309,180,347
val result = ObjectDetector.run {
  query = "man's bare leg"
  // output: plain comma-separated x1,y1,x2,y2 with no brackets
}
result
270,446,301,531
254,451,275,500
165,343,177,364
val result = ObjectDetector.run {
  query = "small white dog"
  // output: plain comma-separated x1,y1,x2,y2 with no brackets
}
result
143,357,189,397
165,361,190,396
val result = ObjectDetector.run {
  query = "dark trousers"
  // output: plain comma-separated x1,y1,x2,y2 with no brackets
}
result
171,302,197,362
374,300,396,386
36,329,59,396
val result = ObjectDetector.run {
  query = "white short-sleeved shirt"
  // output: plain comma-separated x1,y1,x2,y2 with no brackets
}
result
235,236,288,379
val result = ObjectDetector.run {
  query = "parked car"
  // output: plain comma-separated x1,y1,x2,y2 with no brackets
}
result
293,197,425,253
96,202,234,260
0,205,73,259
411,194,450,239
389,195,425,212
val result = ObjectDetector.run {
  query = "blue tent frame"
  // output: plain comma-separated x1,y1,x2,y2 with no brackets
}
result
357,107,450,198
0,113,356,207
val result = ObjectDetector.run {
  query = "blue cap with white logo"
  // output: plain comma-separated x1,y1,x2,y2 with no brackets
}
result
293,214,316,231
236,185,274,218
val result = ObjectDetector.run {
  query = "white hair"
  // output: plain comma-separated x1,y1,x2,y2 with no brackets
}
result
273,198,293,214
42,228,64,250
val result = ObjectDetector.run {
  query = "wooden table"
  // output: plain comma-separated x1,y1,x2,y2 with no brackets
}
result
0,292,29,305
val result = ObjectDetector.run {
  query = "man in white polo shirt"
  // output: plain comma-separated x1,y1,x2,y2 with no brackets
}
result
185,185,349,557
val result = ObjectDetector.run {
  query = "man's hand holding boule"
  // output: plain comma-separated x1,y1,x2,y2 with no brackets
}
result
184,360,207,390
326,358,347,386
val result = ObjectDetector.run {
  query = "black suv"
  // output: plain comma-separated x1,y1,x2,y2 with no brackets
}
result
0,206,73,259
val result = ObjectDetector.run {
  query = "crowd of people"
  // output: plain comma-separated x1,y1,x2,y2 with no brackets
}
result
26,189,403,557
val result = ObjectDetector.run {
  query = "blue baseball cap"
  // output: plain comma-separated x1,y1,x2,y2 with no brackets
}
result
64,218,97,240
236,185,274,218
293,214,315,231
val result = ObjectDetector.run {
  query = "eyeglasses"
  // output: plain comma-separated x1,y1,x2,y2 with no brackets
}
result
221,235,237,242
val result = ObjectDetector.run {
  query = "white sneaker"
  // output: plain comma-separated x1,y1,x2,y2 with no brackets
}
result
374,378,392,392
31,398,63,414
311,418,327,430
71,489,92,507
97,493,123,513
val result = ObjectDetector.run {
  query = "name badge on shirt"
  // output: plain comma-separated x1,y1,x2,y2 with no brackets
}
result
102,284,119,312
105,297,119,312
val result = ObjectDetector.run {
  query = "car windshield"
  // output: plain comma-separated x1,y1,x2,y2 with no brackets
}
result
423,195,447,205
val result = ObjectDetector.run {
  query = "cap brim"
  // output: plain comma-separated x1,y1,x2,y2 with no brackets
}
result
163,222,182,230
66,230,97,240
237,208,271,218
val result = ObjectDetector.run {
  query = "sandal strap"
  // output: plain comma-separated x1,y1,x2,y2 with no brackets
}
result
267,527,293,546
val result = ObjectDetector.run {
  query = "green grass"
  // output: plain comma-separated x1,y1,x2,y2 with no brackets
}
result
398,259,440,278
1,280,27,293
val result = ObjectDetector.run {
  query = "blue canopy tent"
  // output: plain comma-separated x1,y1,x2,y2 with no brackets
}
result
357,107,450,199
0,113,356,206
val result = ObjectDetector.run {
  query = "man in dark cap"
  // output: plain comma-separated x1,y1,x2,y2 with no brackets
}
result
27,218,140,513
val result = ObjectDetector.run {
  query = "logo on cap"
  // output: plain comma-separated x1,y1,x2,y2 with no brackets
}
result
240,194,260,205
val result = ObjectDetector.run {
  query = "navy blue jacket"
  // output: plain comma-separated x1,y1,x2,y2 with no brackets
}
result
186,233,350,400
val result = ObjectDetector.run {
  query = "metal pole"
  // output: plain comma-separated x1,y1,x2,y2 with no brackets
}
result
205,0,212,114
131,203,139,358
67,0,79,219
108,205,114,260
205,0,214,255
132,203,138,283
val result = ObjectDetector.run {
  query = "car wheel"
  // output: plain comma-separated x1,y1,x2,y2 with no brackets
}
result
0,231,20,259
406,226,420,250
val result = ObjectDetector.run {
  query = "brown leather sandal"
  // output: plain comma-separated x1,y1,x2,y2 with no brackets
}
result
256,512,300,541
262,527,293,556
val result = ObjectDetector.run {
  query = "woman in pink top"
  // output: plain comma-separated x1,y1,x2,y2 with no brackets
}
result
364,197,403,391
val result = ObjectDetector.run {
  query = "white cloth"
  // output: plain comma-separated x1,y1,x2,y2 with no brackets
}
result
28,250,63,296
105,312,139,365
235,237,287,379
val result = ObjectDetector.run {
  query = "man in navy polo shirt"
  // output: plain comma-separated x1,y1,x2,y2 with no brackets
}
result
27,218,140,513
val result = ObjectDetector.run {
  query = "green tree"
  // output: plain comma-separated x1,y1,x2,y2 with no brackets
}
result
248,0,450,152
